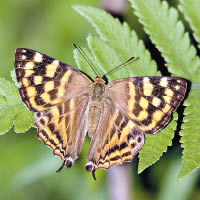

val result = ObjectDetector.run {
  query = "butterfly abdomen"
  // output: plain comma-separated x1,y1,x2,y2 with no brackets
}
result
88,77,106,137
88,102,102,137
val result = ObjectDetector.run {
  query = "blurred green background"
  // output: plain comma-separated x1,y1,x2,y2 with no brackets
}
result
0,0,199,200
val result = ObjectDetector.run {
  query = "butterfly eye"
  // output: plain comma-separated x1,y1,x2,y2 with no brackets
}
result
102,75,108,84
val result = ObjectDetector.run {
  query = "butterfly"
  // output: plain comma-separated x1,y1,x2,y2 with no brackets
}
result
14,48,187,180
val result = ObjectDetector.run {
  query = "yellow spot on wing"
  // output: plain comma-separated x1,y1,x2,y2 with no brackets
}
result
25,70,34,77
44,81,54,92
46,64,57,77
152,97,161,107
128,82,136,111
121,121,134,139
34,76,43,85
162,104,171,113
143,77,153,96
51,106,60,119
61,70,72,82
26,86,36,97
25,62,34,69
139,97,149,110
153,110,164,121
137,110,148,121
160,77,168,87
22,78,29,87
41,93,50,102
165,88,174,96
58,86,65,97
163,96,172,104
34,52,43,62
52,60,59,66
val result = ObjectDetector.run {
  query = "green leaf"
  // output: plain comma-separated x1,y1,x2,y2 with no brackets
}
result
0,78,34,134
10,69,20,88
87,34,123,80
130,0,200,83
179,0,200,49
179,87,200,179
73,5,160,77
73,47,98,79
138,113,178,173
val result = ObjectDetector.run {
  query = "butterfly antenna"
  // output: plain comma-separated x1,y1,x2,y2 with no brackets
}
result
73,43,98,77
103,56,139,77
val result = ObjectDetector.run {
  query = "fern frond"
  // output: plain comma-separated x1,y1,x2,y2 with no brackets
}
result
130,0,200,82
73,47,98,79
130,0,200,178
73,5,160,77
179,0,200,49
138,113,178,173
179,88,200,178
0,78,33,134
87,34,126,80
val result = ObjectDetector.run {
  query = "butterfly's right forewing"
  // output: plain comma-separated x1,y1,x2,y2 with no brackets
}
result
107,77,187,134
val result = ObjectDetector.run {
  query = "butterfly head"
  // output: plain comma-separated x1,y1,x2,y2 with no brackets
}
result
94,76,105,82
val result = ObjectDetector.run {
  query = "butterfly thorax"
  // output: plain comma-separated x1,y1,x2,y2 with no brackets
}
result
88,77,106,137
91,77,106,102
